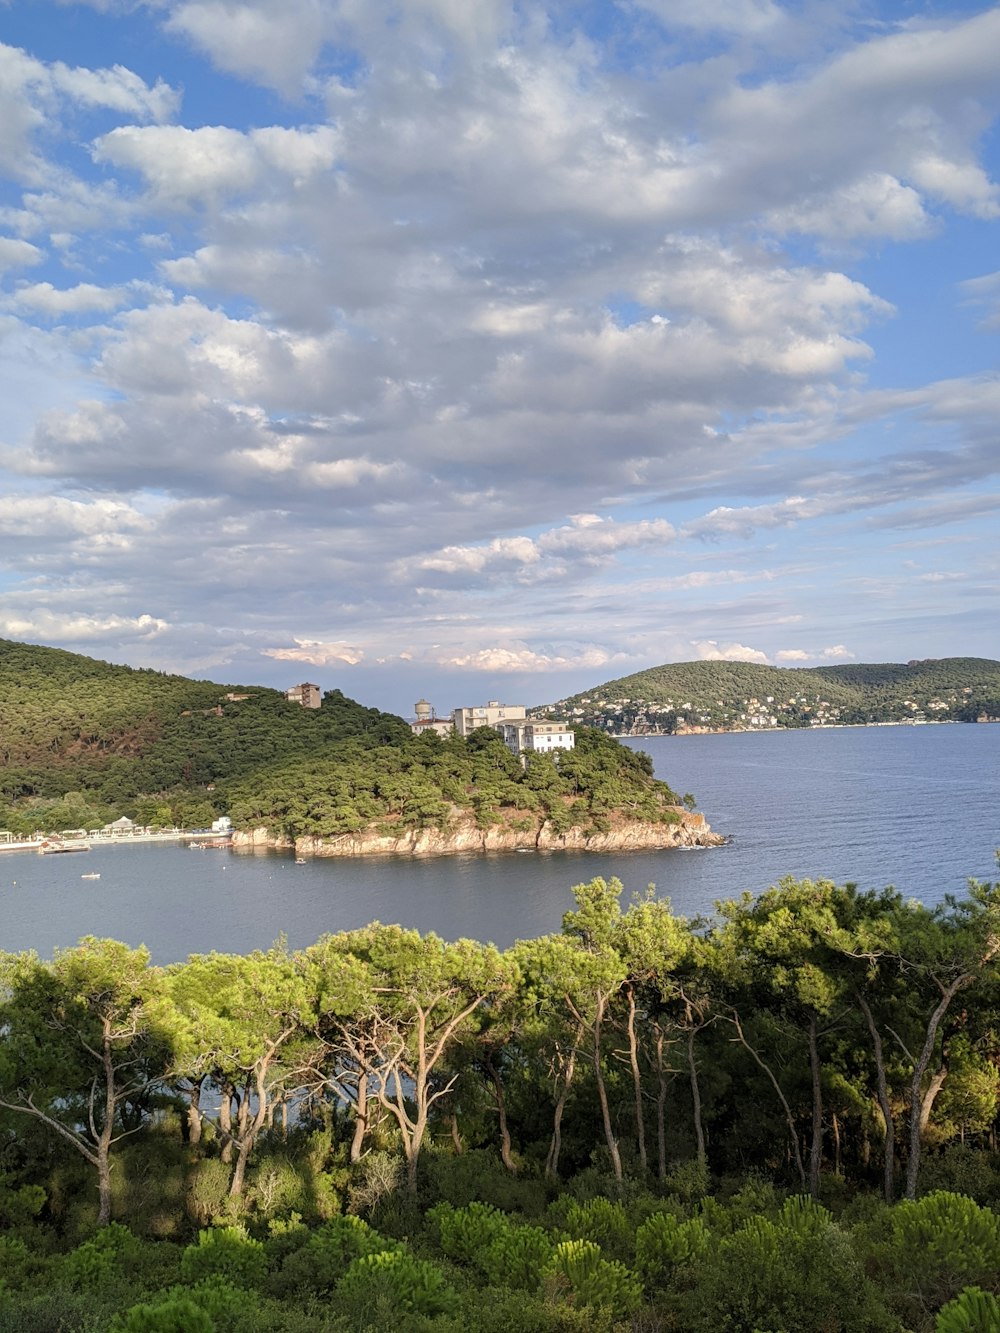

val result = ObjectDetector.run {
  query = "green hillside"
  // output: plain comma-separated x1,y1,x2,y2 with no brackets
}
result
0,639,684,839
539,657,1000,733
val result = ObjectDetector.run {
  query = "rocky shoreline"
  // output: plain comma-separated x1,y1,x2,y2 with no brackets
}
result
232,808,725,858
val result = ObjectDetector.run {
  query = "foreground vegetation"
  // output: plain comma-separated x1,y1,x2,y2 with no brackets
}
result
2,875,999,1330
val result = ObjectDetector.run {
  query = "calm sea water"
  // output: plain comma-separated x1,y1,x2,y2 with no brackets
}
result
2,725,997,963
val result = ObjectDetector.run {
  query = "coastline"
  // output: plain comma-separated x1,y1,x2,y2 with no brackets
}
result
232,808,725,859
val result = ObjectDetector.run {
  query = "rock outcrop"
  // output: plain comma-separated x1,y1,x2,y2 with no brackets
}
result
232,809,725,858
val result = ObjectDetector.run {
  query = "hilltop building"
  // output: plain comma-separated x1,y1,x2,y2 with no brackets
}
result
408,699,575,757
451,700,526,736
410,699,455,738
286,682,322,709
498,719,575,756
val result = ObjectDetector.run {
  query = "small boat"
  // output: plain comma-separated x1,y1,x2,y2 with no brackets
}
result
295,857,307,865
81,872,101,880
38,839,91,855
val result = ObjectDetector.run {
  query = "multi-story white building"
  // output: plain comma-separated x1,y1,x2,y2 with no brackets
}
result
451,700,527,737
498,719,575,756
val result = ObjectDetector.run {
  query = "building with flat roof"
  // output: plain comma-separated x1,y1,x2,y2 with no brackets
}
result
451,700,526,737
286,682,322,709
498,719,575,757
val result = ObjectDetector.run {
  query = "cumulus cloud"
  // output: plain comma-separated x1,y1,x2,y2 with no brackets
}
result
437,644,629,674
0,611,169,642
775,644,855,663
262,639,366,667
0,237,44,271
1,3,999,705
406,515,676,586
93,124,339,208
0,493,147,539
691,641,770,664
11,281,125,314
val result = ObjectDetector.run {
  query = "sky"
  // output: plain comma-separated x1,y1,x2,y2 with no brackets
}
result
0,0,998,718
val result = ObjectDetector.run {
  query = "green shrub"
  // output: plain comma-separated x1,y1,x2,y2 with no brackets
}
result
874,1192,1000,1323
117,1295,215,1332
935,1286,1000,1332
337,1249,460,1322
634,1210,711,1291
558,1197,632,1261
480,1224,554,1292
694,1196,889,1332
543,1238,642,1318
180,1225,267,1290
268,1214,395,1298
429,1200,507,1264
62,1222,140,1290
186,1159,236,1227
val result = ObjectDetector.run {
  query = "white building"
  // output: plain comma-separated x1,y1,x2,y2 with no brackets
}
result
409,699,455,737
498,719,575,756
451,700,526,737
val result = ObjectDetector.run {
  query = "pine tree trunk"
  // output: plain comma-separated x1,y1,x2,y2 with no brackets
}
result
808,1014,823,1199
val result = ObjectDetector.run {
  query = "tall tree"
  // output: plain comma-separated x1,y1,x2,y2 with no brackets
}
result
0,938,174,1226
169,945,318,1197
322,925,509,1192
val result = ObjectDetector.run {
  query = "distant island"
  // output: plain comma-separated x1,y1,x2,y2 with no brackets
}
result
0,638,720,855
535,657,1000,735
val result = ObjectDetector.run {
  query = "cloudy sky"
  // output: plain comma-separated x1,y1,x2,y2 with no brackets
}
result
1,0,998,716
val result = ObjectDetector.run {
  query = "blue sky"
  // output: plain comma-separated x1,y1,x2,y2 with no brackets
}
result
0,0,998,717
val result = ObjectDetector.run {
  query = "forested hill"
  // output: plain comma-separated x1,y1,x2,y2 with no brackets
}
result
0,639,687,841
539,656,1000,733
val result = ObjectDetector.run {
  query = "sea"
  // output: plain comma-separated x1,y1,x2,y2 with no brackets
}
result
2,724,997,964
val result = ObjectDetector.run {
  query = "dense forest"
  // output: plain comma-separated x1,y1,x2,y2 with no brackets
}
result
1,875,999,1331
542,657,1000,733
0,640,685,841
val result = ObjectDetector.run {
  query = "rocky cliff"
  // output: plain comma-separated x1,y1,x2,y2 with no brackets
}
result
232,809,725,858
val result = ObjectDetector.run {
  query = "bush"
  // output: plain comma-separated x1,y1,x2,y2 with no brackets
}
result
117,1295,215,1333
936,1287,1000,1332
429,1200,507,1265
180,1225,267,1290
268,1214,395,1298
557,1197,632,1262
543,1239,642,1319
873,1192,1000,1324
634,1211,711,1291
62,1222,140,1290
693,1196,889,1332
337,1249,460,1323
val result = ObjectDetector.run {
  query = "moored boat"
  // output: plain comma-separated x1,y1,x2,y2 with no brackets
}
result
38,838,91,855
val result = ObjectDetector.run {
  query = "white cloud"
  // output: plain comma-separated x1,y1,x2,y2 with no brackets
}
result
0,493,146,539
12,281,125,314
691,640,770,664
0,236,44,271
633,0,783,35
776,644,855,662
48,59,179,122
262,639,366,667
438,643,628,673
0,611,169,642
775,648,809,662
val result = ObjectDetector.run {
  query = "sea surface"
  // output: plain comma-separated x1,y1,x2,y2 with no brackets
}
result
2,724,997,964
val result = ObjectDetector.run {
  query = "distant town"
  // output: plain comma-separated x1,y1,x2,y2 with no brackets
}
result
539,684,988,736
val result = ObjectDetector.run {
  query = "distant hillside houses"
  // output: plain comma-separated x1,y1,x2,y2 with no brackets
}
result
409,699,575,755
